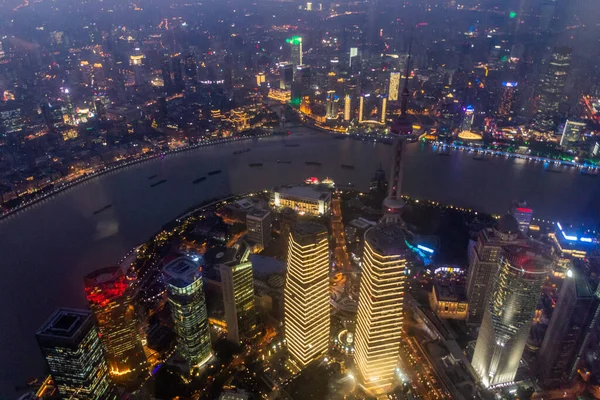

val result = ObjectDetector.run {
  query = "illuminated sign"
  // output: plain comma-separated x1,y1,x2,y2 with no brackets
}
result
417,245,434,254
502,82,518,87
557,222,595,243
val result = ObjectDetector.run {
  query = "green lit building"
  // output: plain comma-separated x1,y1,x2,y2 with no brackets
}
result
163,256,212,370
36,308,113,399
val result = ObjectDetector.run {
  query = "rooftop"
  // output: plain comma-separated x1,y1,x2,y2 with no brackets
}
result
365,223,408,256
277,185,331,201
291,221,328,239
37,308,92,339
163,256,202,288
247,208,271,219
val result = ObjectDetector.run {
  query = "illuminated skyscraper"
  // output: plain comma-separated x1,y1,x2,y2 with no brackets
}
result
326,90,338,119
471,245,550,387
284,222,330,369
460,105,475,132
535,47,572,130
559,120,585,147
220,242,257,344
36,308,113,400
380,96,387,124
538,264,600,386
344,94,352,121
287,36,303,68
84,267,148,382
354,223,407,397
349,47,358,67
388,72,401,101
279,62,294,90
498,82,518,117
163,257,212,370
509,201,533,234
466,214,525,325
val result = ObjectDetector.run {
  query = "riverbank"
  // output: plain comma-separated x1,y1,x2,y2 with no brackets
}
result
0,133,270,221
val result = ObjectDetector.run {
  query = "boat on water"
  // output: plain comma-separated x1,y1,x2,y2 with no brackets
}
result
341,164,355,170
305,161,322,166
148,174,158,180
93,204,112,215
249,163,263,167
233,148,250,155
192,177,206,184
150,179,167,187
277,160,292,164
208,170,222,175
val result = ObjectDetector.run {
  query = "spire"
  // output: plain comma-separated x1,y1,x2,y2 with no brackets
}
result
400,37,412,118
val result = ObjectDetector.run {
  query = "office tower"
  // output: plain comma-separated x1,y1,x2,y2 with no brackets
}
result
538,265,600,386
296,65,311,96
163,257,212,369
0,103,24,135
388,72,401,101
287,36,303,68
498,82,518,117
354,223,407,397
326,90,337,119
246,209,272,250
344,94,352,121
256,72,266,87
84,267,147,382
509,201,533,234
460,105,475,132
161,59,174,94
358,94,365,123
284,222,330,369
36,308,113,400
559,120,585,147
184,53,197,82
471,245,550,387
349,47,358,67
535,47,572,130
219,243,257,344
380,96,387,124
390,39,413,135
466,215,525,325
279,62,294,90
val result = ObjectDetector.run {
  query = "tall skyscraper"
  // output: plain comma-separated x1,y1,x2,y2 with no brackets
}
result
220,242,257,344
326,90,338,119
380,95,387,124
163,257,212,370
466,215,525,325
509,201,533,234
535,46,572,130
287,36,303,68
246,209,272,250
388,72,401,101
460,105,475,132
559,120,585,147
471,245,550,387
349,47,358,67
36,308,113,400
498,82,518,117
284,222,330,369
538,265,600,386
84,267,148,383
295,65,311,96
279,62,294,90
354,223,407,397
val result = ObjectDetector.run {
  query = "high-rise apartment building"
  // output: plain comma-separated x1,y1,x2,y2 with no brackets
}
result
388,72,401,101
509,201,533,234
284,222,330,369
354,223,407,397
246,209,272,250
163,257,212,370
537,265,600,386
471,245,550,387
220,242,257,344
466,214,525,325
36,308,113,400
84,267,148,382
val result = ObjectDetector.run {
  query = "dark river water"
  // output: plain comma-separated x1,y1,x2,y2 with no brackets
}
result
0,127,599,396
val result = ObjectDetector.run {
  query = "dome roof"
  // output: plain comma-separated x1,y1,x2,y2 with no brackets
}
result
496,214,520,235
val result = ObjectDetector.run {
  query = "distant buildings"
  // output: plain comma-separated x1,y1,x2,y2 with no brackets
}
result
219,242,258,344
535,46,572,131
509,201,533,234
460,105,475,133
284,222,330,369
471,245,550,387
84,267,148,383
429,267,468,320
466,214,525,325
163,257,212,370
272,186,331,216
559,119,585,148
388,72,401,101
246,209,272,250
354,223,407,397
287,36,303,69
537,264,600,387
36,308,113,400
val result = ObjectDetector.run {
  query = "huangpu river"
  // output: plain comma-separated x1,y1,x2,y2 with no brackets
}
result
0,126,599,396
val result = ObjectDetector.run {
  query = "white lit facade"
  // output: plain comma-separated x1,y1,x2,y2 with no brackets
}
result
284,222,330,369
354,223,407,397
